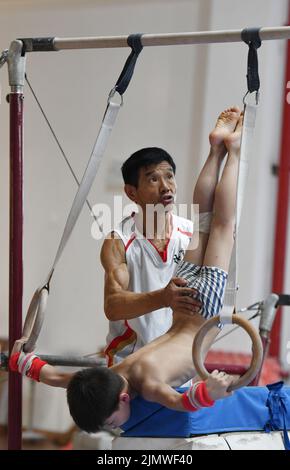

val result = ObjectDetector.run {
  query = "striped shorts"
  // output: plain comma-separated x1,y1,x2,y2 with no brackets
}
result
175,260,228,319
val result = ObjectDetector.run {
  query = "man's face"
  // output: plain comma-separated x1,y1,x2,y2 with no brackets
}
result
105,396,131,429
125,161,177,209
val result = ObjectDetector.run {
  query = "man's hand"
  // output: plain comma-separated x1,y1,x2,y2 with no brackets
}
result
205,370,235,400
162,277,202,314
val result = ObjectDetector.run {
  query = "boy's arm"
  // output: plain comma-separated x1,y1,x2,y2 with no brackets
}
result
9,351,73,389
39,364,74,388
141,371,234,412
141,380,186,411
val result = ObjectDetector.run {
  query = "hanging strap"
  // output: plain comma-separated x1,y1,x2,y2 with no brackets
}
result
221,28,261,322
241,28,261,96
21,34,143,353
222,102,258,313
264,381,290,450
115,34,143,95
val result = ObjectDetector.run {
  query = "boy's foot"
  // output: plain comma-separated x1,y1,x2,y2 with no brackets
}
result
209,107,241,153
224,112,244,154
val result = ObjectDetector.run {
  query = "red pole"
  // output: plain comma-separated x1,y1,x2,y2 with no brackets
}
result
270,4,290,357
8,92,23,449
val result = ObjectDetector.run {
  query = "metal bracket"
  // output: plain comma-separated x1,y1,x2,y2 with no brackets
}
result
259,292,279,334
7,40,26,91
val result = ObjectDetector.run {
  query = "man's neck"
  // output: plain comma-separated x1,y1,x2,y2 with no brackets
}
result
135,210,172,240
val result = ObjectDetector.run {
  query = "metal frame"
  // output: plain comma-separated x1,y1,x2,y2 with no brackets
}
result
19,27,290,51
1,353,105,369
5,25,290,450
7,40,26,451
270,11,290,357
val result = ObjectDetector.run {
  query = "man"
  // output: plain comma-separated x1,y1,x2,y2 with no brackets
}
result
10,106,242,434
101,147,201,366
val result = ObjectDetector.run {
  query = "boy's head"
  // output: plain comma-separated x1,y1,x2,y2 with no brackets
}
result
121,147,177,209
67,367,131,433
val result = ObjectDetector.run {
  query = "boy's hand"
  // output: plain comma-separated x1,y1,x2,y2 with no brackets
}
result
9,349,48,382
205,370,235,400
11,337,28,355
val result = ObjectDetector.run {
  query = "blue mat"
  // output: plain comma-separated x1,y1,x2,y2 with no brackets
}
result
121,382,290,445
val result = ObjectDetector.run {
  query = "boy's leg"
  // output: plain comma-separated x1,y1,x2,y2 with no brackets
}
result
184,107,241,265
203,113,243,271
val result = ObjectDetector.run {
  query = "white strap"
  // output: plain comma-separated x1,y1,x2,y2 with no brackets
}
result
222,101,258,317
23,97,121,352
198,212,213,234
236,102,257,228
219,306,234,325
46,100,120,283
18,352,37,376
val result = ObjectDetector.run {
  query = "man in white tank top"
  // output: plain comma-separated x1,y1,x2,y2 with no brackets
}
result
101,148,201,365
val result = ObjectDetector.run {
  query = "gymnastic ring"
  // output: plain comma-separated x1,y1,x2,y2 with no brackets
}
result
192,314,263,392
22,286,49,353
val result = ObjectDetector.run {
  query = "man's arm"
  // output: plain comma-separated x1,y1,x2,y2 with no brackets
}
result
101,234,201,321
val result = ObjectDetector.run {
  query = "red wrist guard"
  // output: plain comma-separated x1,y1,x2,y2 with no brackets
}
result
195,381,215,407
182,390,198,412
26,356,48,382
182,381,215,412
9,352,21,372
9,351,47,382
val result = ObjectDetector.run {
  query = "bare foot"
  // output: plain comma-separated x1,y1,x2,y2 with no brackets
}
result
224,112,244,154
209,107,241,153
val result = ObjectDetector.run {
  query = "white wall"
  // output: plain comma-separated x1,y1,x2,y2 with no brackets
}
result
0,0,289,431
0,0,207,354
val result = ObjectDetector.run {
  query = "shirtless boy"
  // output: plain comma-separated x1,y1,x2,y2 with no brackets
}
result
10,106,243,433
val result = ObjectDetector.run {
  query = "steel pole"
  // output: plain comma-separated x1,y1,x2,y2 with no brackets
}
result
18,26,290,53
270,7,290,358
7,40,26,450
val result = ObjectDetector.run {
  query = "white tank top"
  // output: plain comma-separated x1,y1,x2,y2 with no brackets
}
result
104,213,193,365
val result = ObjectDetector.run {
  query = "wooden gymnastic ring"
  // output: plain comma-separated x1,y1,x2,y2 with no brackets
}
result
22,286,49,353
192,314,263,392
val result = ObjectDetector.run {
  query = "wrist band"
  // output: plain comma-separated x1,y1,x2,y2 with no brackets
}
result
26,356,48,382
182,381,215,412
9,351,47,382
195,381,215,407
181,389,198,412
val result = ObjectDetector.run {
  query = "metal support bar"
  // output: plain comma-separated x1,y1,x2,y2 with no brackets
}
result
270,9,290,358
8,39,26,451
38,354,105,367
18,26,290,53
0,352,105,370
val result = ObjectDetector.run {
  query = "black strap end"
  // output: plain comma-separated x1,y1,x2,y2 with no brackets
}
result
276,294,290,307
127,33,143,54
242,28,262,94
115,33,144,96
241,28,262,48
18,37,55,53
